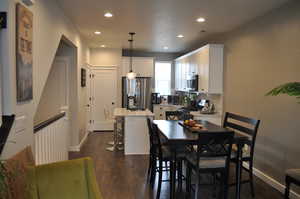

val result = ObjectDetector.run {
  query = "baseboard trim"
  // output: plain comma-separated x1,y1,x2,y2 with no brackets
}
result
69,131,90,152
243,163,300,199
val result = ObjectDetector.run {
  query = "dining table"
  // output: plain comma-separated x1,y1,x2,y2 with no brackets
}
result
153,119,249,199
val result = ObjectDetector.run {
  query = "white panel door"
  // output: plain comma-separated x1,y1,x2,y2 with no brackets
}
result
85,66,92,132
91,68,117,131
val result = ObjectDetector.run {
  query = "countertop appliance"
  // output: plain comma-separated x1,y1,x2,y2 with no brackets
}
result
167,95,180,105
151,93,161,104
122,77,152,110
187,74,198,91
196,99,215,114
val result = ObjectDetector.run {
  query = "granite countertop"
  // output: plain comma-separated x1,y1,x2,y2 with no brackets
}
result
154,104,183,107
113,108,154,117
190,111,222,118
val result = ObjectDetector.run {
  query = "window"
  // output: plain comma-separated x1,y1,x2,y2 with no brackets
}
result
155,61,172,95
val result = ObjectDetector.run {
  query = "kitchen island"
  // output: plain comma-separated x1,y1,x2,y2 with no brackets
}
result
113,108,154,155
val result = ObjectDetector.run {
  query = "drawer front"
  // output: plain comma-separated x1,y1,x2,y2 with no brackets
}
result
153,105,165,120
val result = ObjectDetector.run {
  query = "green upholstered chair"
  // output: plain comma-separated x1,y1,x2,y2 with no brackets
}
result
26,157,103,199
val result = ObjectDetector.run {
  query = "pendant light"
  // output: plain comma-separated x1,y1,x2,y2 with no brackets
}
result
126,32,137,80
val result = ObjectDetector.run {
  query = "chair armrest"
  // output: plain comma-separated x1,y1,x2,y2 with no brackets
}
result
25,166,39,199
35,157,103,199
84,158,103,199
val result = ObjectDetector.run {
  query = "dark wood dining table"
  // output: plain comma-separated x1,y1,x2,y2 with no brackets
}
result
153,120,248,199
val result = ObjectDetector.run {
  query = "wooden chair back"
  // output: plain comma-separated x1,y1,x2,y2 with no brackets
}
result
195,132,234,172
165,111,194,121
223,112,260,158
147,118,163,158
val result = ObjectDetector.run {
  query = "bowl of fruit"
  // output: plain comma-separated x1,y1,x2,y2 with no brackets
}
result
183,120,205,131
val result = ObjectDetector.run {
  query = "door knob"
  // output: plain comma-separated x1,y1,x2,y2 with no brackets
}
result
86,104,90,107
112,102,115,105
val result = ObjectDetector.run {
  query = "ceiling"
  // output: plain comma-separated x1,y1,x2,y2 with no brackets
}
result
57,0,289,53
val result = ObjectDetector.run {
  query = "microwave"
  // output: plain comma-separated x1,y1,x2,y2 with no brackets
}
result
187,74,198,91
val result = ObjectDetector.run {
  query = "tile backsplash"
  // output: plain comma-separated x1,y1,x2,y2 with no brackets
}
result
197,93,223,113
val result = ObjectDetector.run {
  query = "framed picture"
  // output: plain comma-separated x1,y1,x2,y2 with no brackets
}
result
0,12,7,29
81,68,86,87
16,3,33,102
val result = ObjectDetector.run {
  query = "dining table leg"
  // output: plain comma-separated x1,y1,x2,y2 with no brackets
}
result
236,142,244,199
170,149,177,199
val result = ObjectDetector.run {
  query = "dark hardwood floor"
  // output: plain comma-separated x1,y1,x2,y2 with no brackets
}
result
70,132,283,199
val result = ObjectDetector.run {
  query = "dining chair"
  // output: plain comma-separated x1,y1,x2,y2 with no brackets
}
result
186,131,234,199
165,111,181,120
146,118,187,199
165,111,193,121
223,112,260,198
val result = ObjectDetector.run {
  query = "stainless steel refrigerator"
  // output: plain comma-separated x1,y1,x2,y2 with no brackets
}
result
122,77,152,110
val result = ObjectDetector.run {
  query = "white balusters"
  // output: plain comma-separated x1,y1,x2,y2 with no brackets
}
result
34,115,68,165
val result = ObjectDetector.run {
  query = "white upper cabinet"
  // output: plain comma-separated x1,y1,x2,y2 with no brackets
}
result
122,57,154,77
175,44,223,93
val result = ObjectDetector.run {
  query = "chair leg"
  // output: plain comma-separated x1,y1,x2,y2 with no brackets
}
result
147,154,152,180
285,176,290,199
212,173,217,198
150,156,157,186
186,163,192,199
156,159,163,199
235,160,242,193
195,172,201,199
219,172,225,199
224,171,229,199
178,160,183,192
249,163,255,198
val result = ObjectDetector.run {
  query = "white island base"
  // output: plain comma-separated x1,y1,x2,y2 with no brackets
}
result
114,108,154,155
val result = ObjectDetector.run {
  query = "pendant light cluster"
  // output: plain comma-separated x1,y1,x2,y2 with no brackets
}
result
126,32,137,80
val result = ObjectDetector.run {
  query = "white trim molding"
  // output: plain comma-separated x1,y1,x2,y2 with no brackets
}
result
69,131,90,152
243,163,300,199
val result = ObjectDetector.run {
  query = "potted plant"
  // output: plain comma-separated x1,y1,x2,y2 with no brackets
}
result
0,141,18,199
0,144,10,198
266,82,300,102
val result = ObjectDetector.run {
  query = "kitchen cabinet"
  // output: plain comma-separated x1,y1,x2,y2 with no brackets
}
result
175,57,197,92
122,57,154,77
175,44,223,93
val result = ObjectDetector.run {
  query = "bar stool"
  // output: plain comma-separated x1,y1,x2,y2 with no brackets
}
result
106,117,124,151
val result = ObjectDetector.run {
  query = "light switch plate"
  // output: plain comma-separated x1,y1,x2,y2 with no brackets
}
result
15,115,27,134
22,0,35,6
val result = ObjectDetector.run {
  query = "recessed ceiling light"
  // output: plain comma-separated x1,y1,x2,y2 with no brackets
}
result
104,12,113,18
197,17,206,23
177,34,184,38
94,31,101,35
163,46,169,50
101,45,106,48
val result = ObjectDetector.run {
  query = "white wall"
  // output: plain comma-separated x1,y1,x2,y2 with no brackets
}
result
199,1,300,193
0,0,90,158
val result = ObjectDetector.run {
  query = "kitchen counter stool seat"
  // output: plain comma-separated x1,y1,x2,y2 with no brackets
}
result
285,169,300,199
